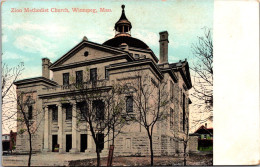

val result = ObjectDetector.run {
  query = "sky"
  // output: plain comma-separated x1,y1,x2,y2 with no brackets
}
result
2,0,213,78
1,0,213,133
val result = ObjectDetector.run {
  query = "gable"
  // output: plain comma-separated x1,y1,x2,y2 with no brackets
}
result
50,40,132,69
62,46,115,65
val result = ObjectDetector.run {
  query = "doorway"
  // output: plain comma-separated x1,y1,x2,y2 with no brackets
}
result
80,134,88,152
66,135,72,152
52,135,58,152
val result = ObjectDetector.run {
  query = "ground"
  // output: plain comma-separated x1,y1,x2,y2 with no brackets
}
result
2,152,213,166
69,154,213,166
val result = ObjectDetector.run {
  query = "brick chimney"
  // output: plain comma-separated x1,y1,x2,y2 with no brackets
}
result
159,31,169,64
42,58,51,79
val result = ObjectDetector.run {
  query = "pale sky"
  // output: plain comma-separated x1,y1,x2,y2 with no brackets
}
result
2,0,213,78
1,0,214,133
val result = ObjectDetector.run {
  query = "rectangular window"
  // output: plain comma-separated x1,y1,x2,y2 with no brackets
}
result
170,81,174,101
65,104,72,120
170,108,174,128
63,73,69,86
52,106,58,121
28,106,33,120
93,100,104,120
90,68,97,86
105,67,109,80
182,93,186,132
125,138,131,149
76,71,83,84
77,102,88,120
126,96,133,113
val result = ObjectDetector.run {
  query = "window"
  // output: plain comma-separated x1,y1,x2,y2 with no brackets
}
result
126,96,133,113
90,68,97,86
105,67,109,79
84,51,89,57
170,108,174,128
52,106,58,121
76,71,83,84
170,81,174,101
77,102,88,120
63,73,69,86
201,135,204,139
28,106,33,120
151,78,158,88
65,104,72,120
125,138,131,149
93,100,104,120
182,93,186,132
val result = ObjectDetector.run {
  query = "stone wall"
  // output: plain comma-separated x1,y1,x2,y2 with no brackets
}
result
114,132,161,156
188,136,199,153
16,133,43,153
113,132,179,157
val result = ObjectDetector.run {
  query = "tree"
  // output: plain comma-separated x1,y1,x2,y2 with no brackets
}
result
68,70,127,167
16,91,43,167
2,62,24,132
123,70,169,166
173,109,189,166
191,27,213,123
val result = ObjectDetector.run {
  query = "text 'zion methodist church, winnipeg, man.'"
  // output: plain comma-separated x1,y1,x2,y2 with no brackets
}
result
11,7,112,13
14,5,192,156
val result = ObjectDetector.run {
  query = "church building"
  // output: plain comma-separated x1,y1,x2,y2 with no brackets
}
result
14,5,192,156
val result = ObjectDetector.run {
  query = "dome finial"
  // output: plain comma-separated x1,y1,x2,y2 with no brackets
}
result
122,5,125,10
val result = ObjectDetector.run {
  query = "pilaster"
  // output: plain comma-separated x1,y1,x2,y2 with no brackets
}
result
42,106,49,152
70,101,79,153
58,104,64,153
85,131,95,153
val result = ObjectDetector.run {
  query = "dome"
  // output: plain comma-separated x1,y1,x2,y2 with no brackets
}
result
103,5,150,50
103,36,149,49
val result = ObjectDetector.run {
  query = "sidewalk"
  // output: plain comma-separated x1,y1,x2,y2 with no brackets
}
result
2,152,106,166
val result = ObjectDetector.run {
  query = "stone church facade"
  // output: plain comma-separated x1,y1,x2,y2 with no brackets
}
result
14,5,192,156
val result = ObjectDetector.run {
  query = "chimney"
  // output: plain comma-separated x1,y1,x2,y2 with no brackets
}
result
159,31,169,64
42,58,51,79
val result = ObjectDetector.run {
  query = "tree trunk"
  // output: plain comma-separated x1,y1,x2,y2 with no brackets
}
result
183,141,187,166
148,133,154,166
96,145,101,167
28,131,32,167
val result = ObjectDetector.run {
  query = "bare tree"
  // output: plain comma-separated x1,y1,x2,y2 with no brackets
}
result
191,27,213,123
123,70,169,166
173,109,189,166
68,70,127,167
2,62,24,132
16,91,44,167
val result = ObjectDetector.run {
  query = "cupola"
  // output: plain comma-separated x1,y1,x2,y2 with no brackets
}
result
114,5,132,37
